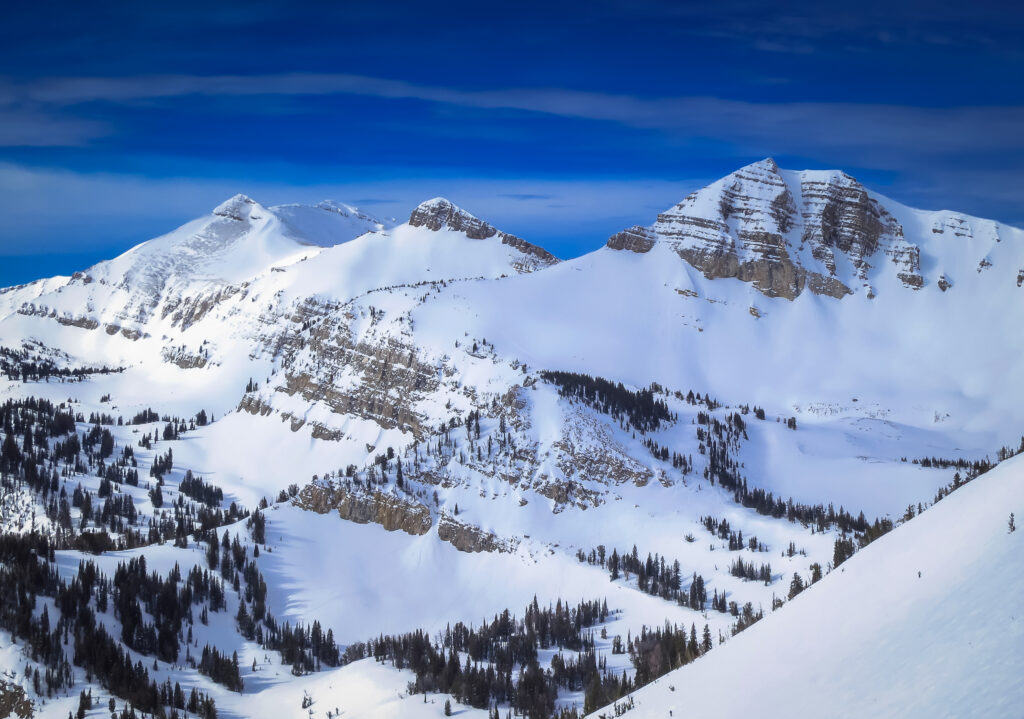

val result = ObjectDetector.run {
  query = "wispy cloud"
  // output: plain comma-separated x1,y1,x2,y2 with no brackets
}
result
4,72,1022,168
0,109,109,146
500,193,556,201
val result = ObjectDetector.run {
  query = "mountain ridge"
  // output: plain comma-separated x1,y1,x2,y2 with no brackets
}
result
5,160,1022,302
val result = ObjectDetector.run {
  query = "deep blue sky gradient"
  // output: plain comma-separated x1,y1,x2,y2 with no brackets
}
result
2,0,1022,285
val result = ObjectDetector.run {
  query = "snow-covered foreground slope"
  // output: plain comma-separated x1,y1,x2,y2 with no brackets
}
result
591,453,1024,719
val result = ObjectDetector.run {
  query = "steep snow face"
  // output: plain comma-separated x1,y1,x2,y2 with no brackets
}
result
590,453,1024,719
271,199,394,248
0,196,553,340
0,194,360,334
608,158,1022,300
411,227,1024,441
79,194,393,296
101,195,314,306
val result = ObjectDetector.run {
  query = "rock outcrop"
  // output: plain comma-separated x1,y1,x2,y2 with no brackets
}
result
277,304,442,439
437,515,518,553
295,482,432,536
607,226,656,253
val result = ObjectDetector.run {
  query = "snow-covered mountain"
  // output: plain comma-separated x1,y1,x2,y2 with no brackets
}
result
0,160,1021,718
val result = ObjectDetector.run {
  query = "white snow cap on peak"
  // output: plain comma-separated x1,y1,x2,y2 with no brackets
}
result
412,197,489,222
418,197,456,209
213,194,262,220
726,157,781,177
408,197,495,236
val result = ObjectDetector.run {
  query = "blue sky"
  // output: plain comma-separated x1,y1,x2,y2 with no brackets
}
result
1,0,1022,285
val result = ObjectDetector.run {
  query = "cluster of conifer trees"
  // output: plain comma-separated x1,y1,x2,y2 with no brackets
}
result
574,542,768,635
197,645,242,692
0,396,247,552
540,371,674,433
700,515,767,552
575,545,714,611
728,557,773,583
341,598,613,718
0,345,124,383
0,532,219,717
198,522,344,677
180,470,224,507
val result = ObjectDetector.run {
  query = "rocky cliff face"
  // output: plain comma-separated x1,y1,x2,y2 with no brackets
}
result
607,158,924,299
409,198,559,272
295,482,518,553
437,515,518,553
266,298,443,441
295,482,432,536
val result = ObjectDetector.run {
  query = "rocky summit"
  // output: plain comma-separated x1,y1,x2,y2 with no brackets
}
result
608,158,926,299
409,196,559,269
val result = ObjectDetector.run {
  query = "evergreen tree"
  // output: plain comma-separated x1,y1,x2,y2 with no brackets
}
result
788,573,805,600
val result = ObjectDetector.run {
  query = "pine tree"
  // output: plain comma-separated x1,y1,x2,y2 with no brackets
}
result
788,573,805,600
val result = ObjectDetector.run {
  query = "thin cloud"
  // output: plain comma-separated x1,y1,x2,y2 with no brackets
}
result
500,193,556,201
6,73,1024,163
0,110,109,147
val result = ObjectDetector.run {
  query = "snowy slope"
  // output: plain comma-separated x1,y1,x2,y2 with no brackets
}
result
413,219,1024,440
0,194,556,420
271,199,395,247
0,193,388,366
590,453,1024,719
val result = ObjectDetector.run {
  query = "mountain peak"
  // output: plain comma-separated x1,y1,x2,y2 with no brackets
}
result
407,197,558,268
213,194,263,221
408,197,498,240
607,160,923,299
416,196,456,212
740,157,780,174
714,157,787,196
